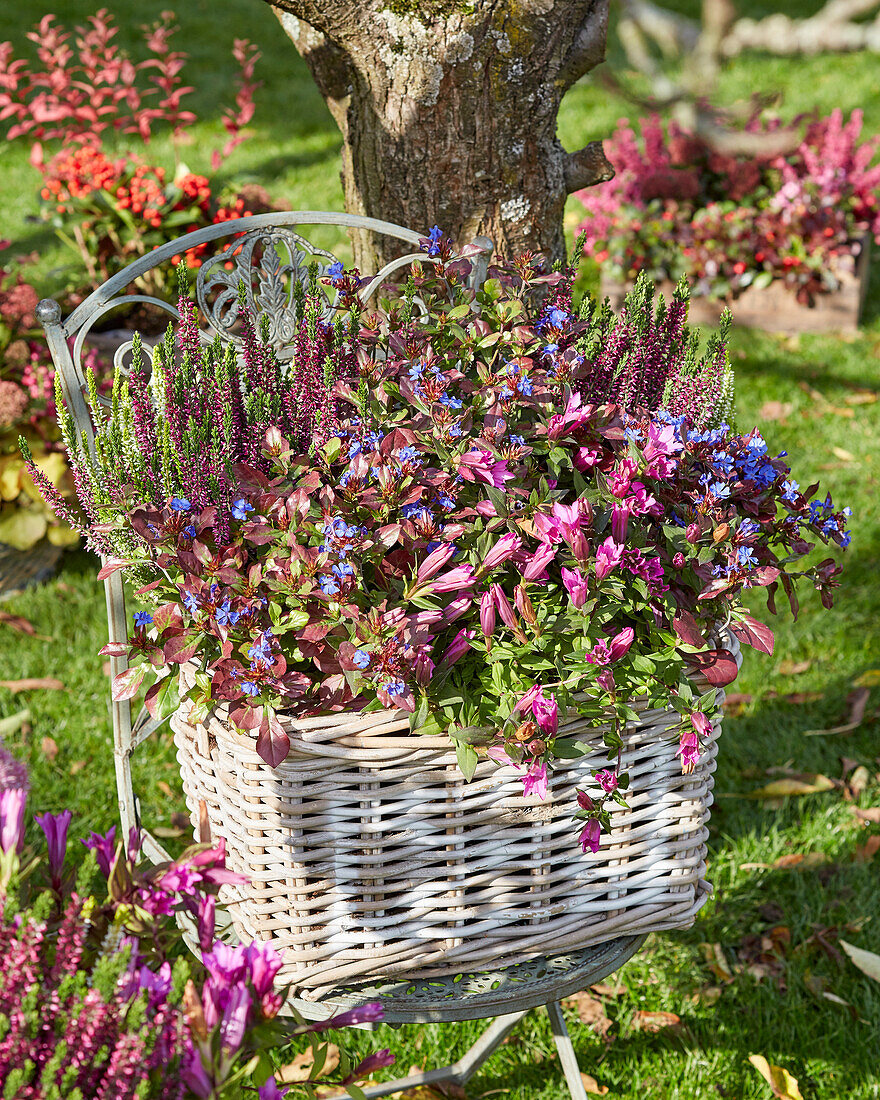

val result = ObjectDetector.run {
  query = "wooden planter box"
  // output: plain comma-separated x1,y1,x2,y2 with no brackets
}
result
599,238,872,335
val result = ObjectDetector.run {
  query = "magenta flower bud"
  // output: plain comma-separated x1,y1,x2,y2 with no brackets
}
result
678,728,700,771
491,583,518,631
593,537,624,581
479,532,522,574
197,894,216,953
82,825,117,879
183,1049,215,1099
579,818,601,854
247,941,283,999
531,689,558,738
311,1002,385,1032
611,501,633,542
596,669,615,692
344,1049,396,1085
440,628,474,666
514,584,537,624
673,552,685,569
415,541,456,585
429,565,476,593
480,590,496,638
258,1078,289,1100
515,684,542,715
686,522,701,544
577,790,594,811
414,651,435,688
442,595,472,623
0,787,27,854
35,809,72,881
220,982,252,1052
561,566,589,609
608,627,635,662
521,541,556,582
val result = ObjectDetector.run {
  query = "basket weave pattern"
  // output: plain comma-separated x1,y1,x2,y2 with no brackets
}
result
171,666,732,995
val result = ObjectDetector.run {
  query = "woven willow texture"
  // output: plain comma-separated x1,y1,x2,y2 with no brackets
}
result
171,659,735,997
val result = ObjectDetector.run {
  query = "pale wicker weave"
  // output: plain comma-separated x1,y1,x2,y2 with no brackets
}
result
171,637,738,998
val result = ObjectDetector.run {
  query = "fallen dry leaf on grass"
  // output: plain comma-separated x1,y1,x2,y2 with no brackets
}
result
590,981,627,997
41,736,58,762
831,446,856,462
700,943,736,984
852,807,880,825
0,708,29,737
563,992,613,1038
843,391,877,405
69,760,86,775
759,401,794,422
0,612,51,640
748,775,834,798
630,1010,681,1033
0,677,64,692
278,1043,340,1083
689,985,722,1006
854,669,880,688
840,940,880,982
740,852,829,871
749,1054,803,1099
804,687,870,737
854,836,880,863
580,1072,609,1095
778,659,812,676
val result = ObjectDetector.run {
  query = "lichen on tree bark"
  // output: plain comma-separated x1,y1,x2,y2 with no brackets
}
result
266,0,613,269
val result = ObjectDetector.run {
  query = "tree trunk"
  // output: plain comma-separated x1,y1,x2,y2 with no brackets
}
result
266,1,612,270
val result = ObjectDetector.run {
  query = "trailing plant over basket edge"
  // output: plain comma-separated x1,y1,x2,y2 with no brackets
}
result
27,235,851,853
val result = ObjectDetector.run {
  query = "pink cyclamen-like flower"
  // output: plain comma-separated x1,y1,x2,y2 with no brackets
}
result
594,537,624,581
594,769,618,793
457,448,514,488
415,541,456,585
514,684,542,715
561,566,589,609
522,760,549,800
579,818,601,853
678,715,711,772
521,540,557,582
440,628,474,666
531,688,558,738
479,532,522,573
429,564,476,593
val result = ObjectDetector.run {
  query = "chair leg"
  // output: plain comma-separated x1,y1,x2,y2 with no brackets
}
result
545,1000,589,1100
326,1009,527,1100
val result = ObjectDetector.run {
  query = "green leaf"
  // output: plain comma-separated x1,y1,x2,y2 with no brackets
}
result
456,741,479,781
144,673,181,720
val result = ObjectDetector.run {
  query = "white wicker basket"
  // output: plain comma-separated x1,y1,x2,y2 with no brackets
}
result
171,642,737,997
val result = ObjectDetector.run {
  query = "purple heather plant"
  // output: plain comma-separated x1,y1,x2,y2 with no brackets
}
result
0,747,392,1099
33,235,849,849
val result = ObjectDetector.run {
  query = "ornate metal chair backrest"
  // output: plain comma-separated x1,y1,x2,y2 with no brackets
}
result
37,211,494,867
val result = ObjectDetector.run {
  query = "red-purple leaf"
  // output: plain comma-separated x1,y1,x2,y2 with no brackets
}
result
99,641,130,657
112,664,147,701
97,558,133,580
164,633,201,664
256,711,290,767
672,610,706,648
729,615,774,656
688,648,740,687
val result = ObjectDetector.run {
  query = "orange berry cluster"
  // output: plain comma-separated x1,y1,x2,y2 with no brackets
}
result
115,165,167,228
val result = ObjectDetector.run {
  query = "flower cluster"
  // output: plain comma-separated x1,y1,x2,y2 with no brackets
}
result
0,742,393,1098
575,110,880,303
39,239,849,849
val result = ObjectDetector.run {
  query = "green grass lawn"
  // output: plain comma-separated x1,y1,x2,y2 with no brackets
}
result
1,2,879,1098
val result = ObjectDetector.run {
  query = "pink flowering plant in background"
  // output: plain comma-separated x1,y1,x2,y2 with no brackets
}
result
0,742,393,1099
0,10,264,297
31,234,850,851
575,109,880,305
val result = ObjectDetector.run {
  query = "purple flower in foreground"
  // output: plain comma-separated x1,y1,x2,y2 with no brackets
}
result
353,648,371,669
521,760,548,800
258,1079,289,1100
594,769,618,793
343,1049,396,1085
0,787,27,854
82,825,117,878
579,818,601,854
309,1001,385,1032
35,809,72,880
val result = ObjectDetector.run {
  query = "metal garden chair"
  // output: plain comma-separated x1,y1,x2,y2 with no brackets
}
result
37,210,644,1100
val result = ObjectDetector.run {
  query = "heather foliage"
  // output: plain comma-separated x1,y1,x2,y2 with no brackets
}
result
0,743,392,1099
576,109,880,304
37,237,849,847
